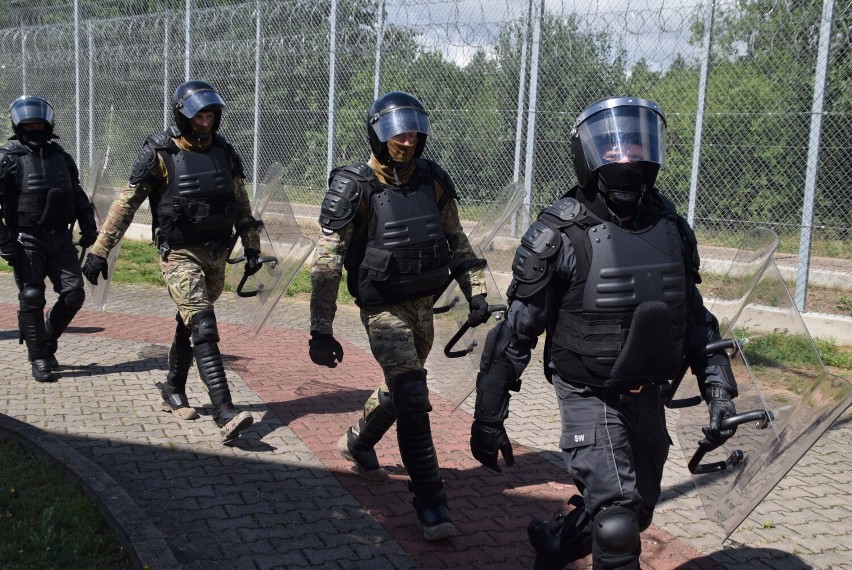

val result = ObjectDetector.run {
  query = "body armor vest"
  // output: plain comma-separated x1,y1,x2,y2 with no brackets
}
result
154,142,235,248
8,145,75,230
345,164,451,306
550,215,688,388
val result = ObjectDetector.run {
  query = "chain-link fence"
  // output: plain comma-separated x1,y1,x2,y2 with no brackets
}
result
1,0,849,312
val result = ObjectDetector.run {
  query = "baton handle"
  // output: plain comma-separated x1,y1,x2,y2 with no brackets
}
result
443,304,507,358
688,409,775,474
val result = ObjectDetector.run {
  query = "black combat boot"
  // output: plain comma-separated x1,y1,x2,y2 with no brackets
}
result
528,495,592,570
43,290,85,370
19,310,57,382
157,316,198,420
337,389,396,481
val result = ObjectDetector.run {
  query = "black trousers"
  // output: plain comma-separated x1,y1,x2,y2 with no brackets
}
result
554,377,670,529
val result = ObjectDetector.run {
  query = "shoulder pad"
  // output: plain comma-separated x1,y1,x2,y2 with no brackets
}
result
540,197,585,225
1,141,26,155
213,134,245,178
0,149,17,178
319,162,372,231
129,140,162,186
657,191,701,280
418,158,457,203
509,218,561,299
147,130,175,151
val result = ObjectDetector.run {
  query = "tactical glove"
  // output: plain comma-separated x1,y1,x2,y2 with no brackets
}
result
78,231,99,250
0,239,19,267
470,420,514,473
82,253,109,285
244,248,262,276
702,384,737,448
467,294,490,327
308,332,344,367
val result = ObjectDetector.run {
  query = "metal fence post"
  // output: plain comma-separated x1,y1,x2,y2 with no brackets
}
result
252,0,263,198
687,0,715,227
163,11,171,130
185,0,191,80
74,0,81,162
326,0,338,175
373,0,385,101
521,0,544,230
796,0,836,312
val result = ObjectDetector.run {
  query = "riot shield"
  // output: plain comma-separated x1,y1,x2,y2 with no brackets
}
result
672,227,852,539
226,162,315,337
84,150,123,312
432,182,525,408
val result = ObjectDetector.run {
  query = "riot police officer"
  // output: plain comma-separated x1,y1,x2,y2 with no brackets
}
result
0,95,98,382
82,80,260,443
470,97,739,569
309,91,491,540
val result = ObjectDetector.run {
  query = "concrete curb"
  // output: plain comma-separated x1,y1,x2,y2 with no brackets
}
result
0,413,180,570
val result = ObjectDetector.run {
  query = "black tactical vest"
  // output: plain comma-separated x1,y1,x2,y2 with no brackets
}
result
550,214,688,388
5,143,75,230
155,142,236,248
345,163,451,306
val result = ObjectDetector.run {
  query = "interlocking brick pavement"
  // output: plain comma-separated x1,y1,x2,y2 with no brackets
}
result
1,272,849,569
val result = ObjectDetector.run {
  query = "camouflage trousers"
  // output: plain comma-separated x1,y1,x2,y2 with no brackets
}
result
160,246,228,327
360,295,434,418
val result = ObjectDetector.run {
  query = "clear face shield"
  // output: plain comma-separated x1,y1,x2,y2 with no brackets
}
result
9,97,54,127
370,106,432,142
176,88,226,119
575,104,666,171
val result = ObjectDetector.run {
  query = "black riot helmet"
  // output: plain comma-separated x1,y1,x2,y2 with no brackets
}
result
171,80,226,135
570,97,666,212
366,91,432,162
9,95,56,142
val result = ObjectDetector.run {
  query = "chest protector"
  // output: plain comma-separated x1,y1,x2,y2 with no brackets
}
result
6,144,75,230
155,142,235,248
551,215,688,388
345,163,451,306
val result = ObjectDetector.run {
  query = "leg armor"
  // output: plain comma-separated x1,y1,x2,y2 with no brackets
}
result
190,309,230,409
592,506,641,570
528,495,592,570
190,309,252,440
338,388,396,481
392,369,456,540
44,288,85,367
157,314,197,420
18,285,55,382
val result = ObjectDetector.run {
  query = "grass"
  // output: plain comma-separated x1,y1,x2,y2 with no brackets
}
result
0,435,129,570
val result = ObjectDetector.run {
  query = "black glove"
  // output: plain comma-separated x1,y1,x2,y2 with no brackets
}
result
82,253,109,285
702,385,737,448
309,332,344,367
0,239,19,267
78,230,98,250
467,294,490,327
470,420,514,473
244,248,261,276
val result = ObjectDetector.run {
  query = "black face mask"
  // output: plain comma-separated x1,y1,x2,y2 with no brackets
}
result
20,128,53,148
596,162,656,214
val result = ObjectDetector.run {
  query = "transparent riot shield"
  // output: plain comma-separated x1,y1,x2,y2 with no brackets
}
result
84,150,123,312
226,162,315,338
433,182,525,408
672,227,852,539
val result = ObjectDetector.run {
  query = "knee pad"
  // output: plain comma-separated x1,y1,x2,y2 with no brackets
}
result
59,288,85,312
19,285,46,311
392,370,431,415
592,506,640,570
190,309,220,345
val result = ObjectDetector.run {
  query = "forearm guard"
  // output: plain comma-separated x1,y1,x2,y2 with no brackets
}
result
473,320,525,424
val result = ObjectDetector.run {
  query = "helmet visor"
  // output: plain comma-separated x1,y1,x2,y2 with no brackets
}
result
576,105,666,171
370,106,432,142
10,97,54,126
177,88,226,119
